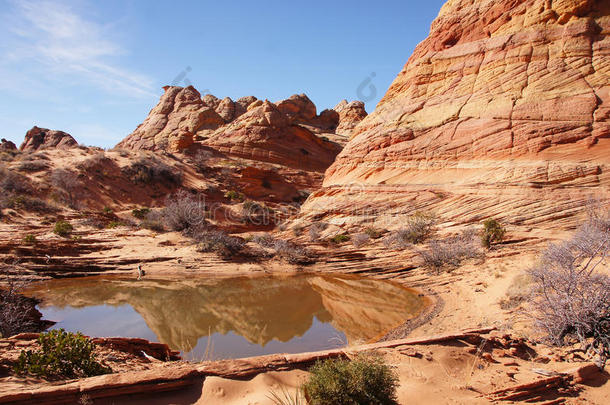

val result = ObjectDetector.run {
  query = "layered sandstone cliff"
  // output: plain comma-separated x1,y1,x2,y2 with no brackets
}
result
302,0,610,230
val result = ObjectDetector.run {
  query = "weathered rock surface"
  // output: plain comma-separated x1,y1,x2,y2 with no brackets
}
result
334,100,368,136
117,86,225,152
203,101,342,171
19,127,78,152
0,138,17,151
302,0,610,230
117,88,349,172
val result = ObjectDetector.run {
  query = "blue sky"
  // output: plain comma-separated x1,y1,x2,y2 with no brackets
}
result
0,0,446,148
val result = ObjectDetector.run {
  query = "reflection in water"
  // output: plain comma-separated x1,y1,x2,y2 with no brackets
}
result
24,275,427,360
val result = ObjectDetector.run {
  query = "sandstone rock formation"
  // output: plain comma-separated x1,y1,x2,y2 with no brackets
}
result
203,101,342,171
19,127,78,152
302,0,610,230
118,88,348,172
0,138,17,151
116,86,225,151
334,100,368,136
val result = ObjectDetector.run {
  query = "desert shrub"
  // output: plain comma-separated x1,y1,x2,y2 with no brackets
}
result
102,206,113,215
292,224,305,237
1,194,54,213
14,329,111,379
481,219,506,248
242,200,273,224
253,234,276,248
0,264,39,338
162,190,206,231
308,222,328,242
23,234,37,244
191,150,214,172
53,220,73,237
364,227,385,239
303,356,399,405
420,229,482,273
0,150,20,162
80,217,105,230
50,169,80,208
123,157,181,185
272,240,315,264
527,211,609,365
194,230,245,258
78,152,110,173
132,207,151,219
17,160,49,172
352,233,370,248
106,221,123,229
224,190,244,202
0,166,31,194
383,212,436,248
139,210,165,232
329,234,350,244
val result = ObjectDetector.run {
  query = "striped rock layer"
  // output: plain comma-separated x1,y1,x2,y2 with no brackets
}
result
302,0,610,230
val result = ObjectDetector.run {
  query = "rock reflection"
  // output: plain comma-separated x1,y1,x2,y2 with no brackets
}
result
25,275,426,353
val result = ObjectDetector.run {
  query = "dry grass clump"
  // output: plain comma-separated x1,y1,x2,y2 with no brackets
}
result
383,211,437,249
194,230,245,258
420,228,483,273
16,159,49,173
253,235,315,264
1,194,55,213
77,152,113,174
50,169,81,208
123,156,181,185
308,222,328,242
499,273,532,310
191,150,214,173
352,233,370,248
0,165,31,194
162,190,206,232
527,207,609,365
241,200,273,225
139,210,165,232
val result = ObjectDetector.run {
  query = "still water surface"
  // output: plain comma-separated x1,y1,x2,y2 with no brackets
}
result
24,274,427,360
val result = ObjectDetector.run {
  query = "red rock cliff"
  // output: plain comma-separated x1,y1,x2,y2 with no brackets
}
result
302,0,610,230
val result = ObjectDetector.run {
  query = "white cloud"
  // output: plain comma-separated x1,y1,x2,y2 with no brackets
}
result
0,0,155,98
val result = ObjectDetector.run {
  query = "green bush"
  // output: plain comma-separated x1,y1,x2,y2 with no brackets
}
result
106,221,123,229
102,206,113,214
132,207,151,219
329,234,350,244
303,356,399,405
23,234,37,244
224,190,244,201
481,219,505,248
14,329,111,379
53,220,73,237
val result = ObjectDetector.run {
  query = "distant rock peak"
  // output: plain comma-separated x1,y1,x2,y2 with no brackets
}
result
20,126,78,152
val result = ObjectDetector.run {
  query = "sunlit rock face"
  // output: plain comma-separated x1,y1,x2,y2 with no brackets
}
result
116,86,225,152
302,0,610,230
20,126,78,152
25,275,426,353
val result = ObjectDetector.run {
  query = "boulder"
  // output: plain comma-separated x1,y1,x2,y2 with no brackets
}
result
19,127,78,152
